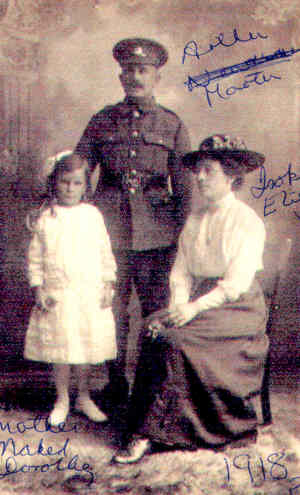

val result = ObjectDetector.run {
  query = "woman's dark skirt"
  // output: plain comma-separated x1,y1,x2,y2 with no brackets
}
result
127,277,269,448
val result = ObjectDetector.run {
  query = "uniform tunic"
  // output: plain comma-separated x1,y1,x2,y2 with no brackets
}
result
24,203,117,364
127,193,269,448
75,97,191,251
75,97,191,369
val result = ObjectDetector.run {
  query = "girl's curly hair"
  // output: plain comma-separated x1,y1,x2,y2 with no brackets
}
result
26,153,92,232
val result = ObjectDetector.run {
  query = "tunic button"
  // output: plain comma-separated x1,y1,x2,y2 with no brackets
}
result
133,111,140,118
130,149,137,157
132,131,138,138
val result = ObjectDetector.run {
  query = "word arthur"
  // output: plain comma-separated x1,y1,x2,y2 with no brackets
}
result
182,29,268,64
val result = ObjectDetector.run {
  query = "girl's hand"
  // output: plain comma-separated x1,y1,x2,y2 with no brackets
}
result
167,302,199,327
34,286,57,312
100,281,115,309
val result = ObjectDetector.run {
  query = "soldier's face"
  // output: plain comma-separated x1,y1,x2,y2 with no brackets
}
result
119,64,160,98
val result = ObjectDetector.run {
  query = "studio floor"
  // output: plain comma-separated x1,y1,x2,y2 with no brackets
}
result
0,364,298,495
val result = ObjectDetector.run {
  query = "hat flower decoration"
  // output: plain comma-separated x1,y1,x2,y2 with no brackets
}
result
201,134,247,151
183,134,265,173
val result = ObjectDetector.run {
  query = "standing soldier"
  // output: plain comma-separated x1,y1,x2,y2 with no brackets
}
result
75,38,191,401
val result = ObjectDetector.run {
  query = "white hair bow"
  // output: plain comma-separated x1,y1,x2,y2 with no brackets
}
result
39,149,73,182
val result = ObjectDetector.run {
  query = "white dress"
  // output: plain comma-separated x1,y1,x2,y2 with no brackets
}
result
24,203,117,364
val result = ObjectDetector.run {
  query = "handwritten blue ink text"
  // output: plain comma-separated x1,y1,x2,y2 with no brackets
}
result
197,70,280,107
225,451,300,494
250,163,300,219
184,47,300,107
184,48,298,89
0,436,94,483
0,415,89,435
182,29,268,64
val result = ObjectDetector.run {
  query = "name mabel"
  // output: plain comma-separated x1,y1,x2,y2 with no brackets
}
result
0,437,94,483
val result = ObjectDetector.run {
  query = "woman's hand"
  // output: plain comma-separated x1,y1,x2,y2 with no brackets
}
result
100,281,115,309
34,286,57,312
168,302,199,327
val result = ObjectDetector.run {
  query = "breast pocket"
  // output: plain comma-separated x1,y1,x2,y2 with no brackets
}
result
141,130,175,177
142,131,175,150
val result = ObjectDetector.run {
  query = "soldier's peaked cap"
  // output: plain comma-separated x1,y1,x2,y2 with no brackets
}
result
113,38,168,68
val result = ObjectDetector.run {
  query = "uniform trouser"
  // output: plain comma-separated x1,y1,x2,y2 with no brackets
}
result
111,245,177,377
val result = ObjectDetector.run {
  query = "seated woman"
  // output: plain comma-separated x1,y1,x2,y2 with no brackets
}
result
114,134,269,464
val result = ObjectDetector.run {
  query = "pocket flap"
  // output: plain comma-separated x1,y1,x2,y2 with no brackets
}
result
142,131,174,150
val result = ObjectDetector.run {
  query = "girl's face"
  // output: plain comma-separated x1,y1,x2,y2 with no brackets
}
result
193,159,233,203
56,168,86,207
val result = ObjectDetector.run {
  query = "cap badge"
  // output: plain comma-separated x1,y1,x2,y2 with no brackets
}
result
134,46,147,57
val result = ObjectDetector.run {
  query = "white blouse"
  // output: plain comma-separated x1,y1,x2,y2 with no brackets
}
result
169,192,265,311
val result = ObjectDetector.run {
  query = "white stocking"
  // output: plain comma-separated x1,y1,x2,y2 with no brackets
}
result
75,365,107,422
49,364,70,426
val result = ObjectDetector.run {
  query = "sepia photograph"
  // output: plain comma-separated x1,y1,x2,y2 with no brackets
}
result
0,0,299,493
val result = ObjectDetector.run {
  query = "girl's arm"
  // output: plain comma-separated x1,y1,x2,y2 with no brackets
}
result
27,231,44,288
28,231,53,311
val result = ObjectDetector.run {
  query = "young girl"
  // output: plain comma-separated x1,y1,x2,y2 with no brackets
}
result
25,151,117,426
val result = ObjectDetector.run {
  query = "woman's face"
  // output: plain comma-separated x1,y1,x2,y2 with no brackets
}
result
56,168,86,207
193,159,233,202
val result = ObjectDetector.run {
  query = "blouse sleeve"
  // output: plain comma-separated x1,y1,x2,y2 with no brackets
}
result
169,222,194,306
194,207,266,312
27,229,44,288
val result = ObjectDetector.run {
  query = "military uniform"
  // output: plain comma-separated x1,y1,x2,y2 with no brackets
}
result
75,38,191,381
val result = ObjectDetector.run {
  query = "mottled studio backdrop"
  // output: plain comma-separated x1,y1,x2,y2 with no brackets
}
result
0,0,299,368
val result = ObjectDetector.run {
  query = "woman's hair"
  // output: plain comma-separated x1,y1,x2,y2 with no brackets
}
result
219,156,245,191
26,153,92,232
205,153,245,191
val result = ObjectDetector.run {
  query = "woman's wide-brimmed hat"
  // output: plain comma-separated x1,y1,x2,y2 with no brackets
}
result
182,134,265,173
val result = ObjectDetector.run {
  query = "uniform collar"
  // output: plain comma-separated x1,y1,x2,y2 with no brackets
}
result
124,96,157,114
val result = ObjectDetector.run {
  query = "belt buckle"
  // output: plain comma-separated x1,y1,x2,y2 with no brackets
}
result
122,170,144,194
